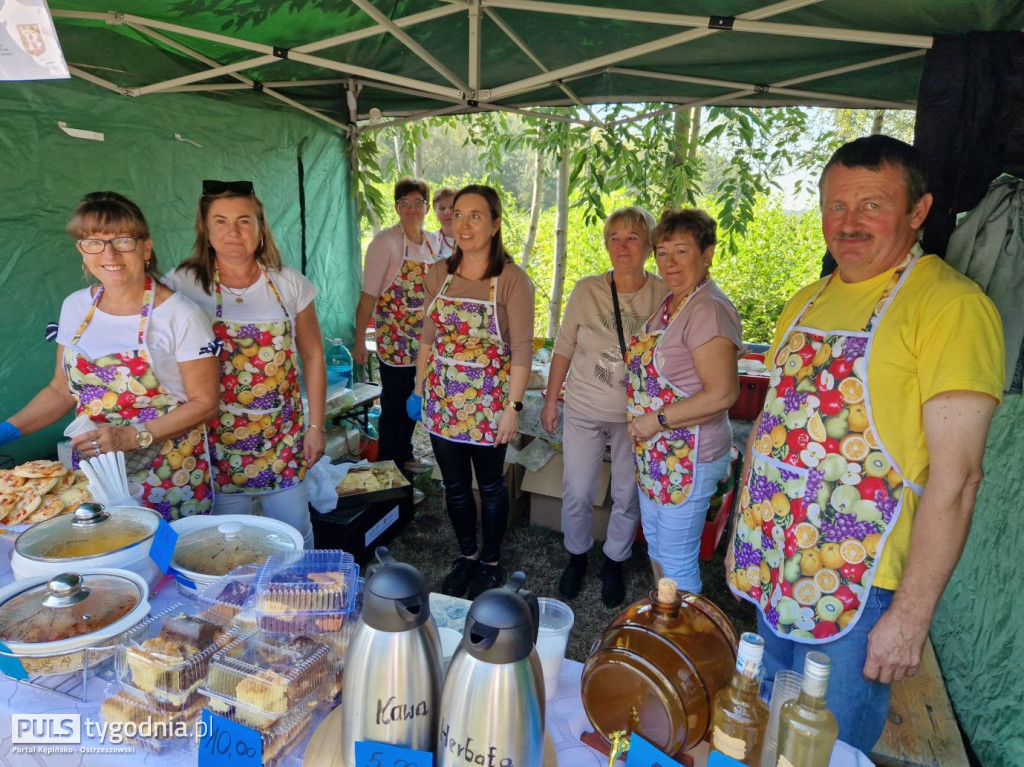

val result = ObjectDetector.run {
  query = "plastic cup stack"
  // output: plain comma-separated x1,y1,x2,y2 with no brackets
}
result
761,669,803,767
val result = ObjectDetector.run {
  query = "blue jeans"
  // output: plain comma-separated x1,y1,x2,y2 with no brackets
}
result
637,451,731,593
429,435,508,563
757,586,894,754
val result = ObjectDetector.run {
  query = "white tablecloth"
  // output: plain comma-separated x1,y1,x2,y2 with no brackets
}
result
0,542,873,766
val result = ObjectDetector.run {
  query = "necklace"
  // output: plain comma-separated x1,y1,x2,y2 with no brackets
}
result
218,264,261,304
221,284,249,304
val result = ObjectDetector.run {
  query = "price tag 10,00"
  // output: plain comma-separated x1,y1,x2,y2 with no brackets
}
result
354,740,433,767
198,710,262,767
624,733,683,766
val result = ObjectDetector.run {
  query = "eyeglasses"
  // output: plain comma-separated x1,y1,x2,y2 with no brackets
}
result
202,179,254,196
77,237,140,254
397,199,428,209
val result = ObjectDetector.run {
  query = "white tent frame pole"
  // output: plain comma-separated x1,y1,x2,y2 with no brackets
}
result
482,0,932,48
124,23,351,134
65,66,124,94
52,7,463,98
348,0,469,92
343,78,467,111
361,104,468,132
486,0,823,101
474,101,594,125
606,66,912,111
484,7,602,123
468,0,482,92
773,50,925,88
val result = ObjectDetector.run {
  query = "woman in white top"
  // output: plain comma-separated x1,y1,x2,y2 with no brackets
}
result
1,192,220,520
165,180,326,547
432,186,457,258
541,207,670,606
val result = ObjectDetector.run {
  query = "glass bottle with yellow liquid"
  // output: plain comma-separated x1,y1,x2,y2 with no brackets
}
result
775,652,838,767
710,631,770,765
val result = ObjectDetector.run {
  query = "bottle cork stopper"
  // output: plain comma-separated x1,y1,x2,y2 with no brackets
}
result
657,578,678,603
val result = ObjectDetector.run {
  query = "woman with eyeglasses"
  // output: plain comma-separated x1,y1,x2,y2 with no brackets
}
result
411,185,535,598
164,180,326,547
353,177,440,476
0,192,220,519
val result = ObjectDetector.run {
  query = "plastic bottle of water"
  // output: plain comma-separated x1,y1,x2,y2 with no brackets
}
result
326,338,353,388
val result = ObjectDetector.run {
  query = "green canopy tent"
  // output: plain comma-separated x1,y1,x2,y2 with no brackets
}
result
2,4,1023,763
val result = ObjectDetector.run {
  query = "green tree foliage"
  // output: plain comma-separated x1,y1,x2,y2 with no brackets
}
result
711,198,823,343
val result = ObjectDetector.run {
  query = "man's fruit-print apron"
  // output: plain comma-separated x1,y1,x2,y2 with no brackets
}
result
728,253,923,643
424,274,510,445
63,277,213,519
208,264,305,494
376,235,435,367
625,281,707,504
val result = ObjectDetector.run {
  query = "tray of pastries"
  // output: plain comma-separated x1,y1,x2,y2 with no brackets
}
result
0,461,91,530
116,604,241,705
200,633,330,730
335,460,410,496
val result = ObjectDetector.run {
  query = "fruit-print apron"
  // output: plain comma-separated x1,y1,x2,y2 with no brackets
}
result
208,264,305,494
727,253,924,643
424,274,510,445
625,280,708,505
63,277,213,520
375,235,435,367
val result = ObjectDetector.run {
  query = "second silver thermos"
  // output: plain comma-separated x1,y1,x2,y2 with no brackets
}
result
437,572,544,767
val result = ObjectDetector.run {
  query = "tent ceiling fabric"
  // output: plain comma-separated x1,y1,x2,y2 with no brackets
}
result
49,0,1024,129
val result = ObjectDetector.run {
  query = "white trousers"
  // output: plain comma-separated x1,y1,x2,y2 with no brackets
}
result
638,451,731,593
560,405,640,563
212,482,314,549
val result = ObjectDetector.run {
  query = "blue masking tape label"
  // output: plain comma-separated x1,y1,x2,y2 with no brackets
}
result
149,517,178,574
198,711,261,767
354,741,434,767
168,566,196,591
625,733,683,766
0,641,28,681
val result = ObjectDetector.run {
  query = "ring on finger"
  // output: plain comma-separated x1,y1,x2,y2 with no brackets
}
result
92,439,101,455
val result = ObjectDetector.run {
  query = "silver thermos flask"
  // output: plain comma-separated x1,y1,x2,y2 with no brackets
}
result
437,572,544,767
340,547,443,765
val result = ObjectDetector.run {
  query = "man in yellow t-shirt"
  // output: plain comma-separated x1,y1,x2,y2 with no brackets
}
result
726,135,1004,753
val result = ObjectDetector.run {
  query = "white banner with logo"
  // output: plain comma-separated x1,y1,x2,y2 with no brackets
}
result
0,0,69,80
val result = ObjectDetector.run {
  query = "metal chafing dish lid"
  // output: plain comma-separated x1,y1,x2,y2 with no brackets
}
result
15,502,159,562
0,571,144,645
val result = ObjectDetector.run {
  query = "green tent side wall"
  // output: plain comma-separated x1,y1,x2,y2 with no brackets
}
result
0,79,360,465
933,394,1024,767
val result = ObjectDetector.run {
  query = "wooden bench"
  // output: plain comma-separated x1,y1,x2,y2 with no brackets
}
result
870,637,969,767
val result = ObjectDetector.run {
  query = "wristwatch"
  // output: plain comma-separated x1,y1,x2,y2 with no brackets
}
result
135,423,154,448
509,401,524,412
657,410,669,428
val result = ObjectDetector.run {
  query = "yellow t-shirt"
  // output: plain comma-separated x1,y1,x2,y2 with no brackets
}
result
768,252,1004,589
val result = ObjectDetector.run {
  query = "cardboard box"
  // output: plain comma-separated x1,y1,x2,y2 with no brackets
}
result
521,453,614,541
311,485,414,565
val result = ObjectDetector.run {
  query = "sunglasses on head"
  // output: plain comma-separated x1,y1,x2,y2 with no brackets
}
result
202,179,254,196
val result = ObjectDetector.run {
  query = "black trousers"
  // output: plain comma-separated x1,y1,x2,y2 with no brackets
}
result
378,362,417,465
430,434,509,564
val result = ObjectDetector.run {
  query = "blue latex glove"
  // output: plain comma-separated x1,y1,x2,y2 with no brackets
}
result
406,393,423,422
0,421,22,448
